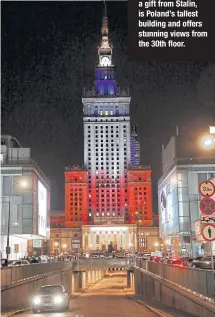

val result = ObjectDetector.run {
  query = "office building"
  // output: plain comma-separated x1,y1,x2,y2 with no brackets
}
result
158,133,215,257
1,135,50,259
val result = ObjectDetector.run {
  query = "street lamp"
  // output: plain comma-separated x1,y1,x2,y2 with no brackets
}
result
62,244,67,250
202,136,215,149
154,242,159,249
209,126,215,134
6,178,29,261
200,127,215,150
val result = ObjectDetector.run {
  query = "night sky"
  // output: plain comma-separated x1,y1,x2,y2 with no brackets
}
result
2,1,215,212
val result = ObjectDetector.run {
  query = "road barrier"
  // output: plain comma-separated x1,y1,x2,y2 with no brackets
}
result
78,258,134,269
134,266,215,317
1,261,75,286
136,259,215,299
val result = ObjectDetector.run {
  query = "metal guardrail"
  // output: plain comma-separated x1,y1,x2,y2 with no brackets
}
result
78,258,134,269
136,259,215,299
1,261,74,286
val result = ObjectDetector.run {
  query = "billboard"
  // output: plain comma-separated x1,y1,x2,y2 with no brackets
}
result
159,175,179,238
160,182,173,225
38,181,47,237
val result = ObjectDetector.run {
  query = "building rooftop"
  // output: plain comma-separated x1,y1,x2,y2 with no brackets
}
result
65,164,87,171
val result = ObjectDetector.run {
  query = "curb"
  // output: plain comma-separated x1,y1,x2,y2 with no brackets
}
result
123,286,169,317
2,308,30,317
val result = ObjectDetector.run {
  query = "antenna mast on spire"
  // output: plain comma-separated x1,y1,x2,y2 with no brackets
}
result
101,1,108,37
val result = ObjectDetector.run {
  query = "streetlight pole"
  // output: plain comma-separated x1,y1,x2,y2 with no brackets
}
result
6,200,11,262
188,195,194,258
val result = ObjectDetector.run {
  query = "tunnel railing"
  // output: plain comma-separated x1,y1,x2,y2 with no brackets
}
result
1,258,134,287
136,259,215,299
77,257,134,269
1,261,75,286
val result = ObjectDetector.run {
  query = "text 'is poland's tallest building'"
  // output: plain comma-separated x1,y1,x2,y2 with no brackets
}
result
64,8,152,251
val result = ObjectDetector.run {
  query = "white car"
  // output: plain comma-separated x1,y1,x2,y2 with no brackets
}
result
9,260,30,266
90,255,99,259
32,284,69,313
99,254,105,258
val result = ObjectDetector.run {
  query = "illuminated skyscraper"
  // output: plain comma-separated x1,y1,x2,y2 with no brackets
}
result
82,8,131,223
63,9,154,251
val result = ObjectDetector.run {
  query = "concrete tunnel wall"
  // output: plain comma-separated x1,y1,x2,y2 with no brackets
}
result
133,267,215,317
1,269,107,312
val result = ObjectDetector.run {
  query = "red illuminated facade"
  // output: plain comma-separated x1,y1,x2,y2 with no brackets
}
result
127,168,153,226
50,211,65,228
64,166,89,227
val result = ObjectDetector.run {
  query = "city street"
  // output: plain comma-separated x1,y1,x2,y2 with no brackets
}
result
17,273,158,317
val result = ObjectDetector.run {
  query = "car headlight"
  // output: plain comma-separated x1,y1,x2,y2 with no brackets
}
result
53,295,64,304
33,296,41,305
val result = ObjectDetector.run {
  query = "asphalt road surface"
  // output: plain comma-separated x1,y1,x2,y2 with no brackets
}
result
17,273,159,317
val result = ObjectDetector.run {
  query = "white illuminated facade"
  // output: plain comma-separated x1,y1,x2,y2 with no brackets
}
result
82,224,137,251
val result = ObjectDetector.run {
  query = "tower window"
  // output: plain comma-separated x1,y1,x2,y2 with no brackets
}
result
94,106,98,116
115,106,119,116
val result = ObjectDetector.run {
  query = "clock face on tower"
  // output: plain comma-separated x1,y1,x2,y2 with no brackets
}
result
101,56,111,67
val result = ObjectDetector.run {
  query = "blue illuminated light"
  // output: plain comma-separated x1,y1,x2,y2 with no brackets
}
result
95,68,117,95
94,106,98,116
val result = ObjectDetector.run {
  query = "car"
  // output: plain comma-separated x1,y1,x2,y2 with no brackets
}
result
32,284,69,313
9,260,30,266
191,256,215,269
166,258,184,266
90,253,100,259
150,256,161,263
183,258,194,267
190,256,204,268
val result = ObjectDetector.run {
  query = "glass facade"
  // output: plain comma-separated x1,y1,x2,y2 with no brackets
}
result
1,171,50,259
158,166,215,256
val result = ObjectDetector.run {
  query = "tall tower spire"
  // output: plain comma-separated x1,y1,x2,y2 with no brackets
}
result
98,3,112,67
101,4,108,37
